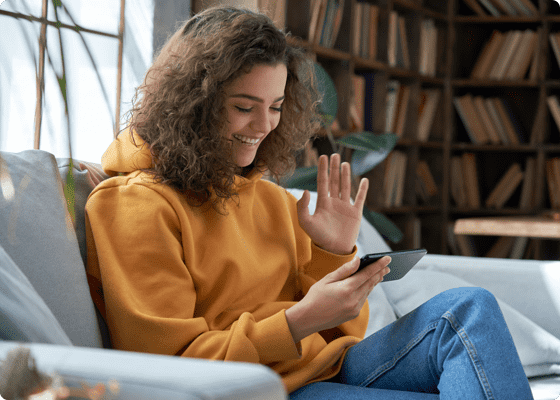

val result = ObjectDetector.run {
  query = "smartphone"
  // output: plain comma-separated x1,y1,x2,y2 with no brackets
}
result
357,249,427,281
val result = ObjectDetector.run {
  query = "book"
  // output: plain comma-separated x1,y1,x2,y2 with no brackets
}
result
416,160,438,200
351,1,362,56
450,156,468,208
462,153,481,209
471,30,505,79
398,15,410,69
486,236,516,258
546,159,560,209
472,96,501,144
454,94,490,144
388,11,398,67
490,30,524,80
350,74,366,131
484,98,510,144
505,29,536,80
478,0,500,16
417,89,441,142
528,28,542,81
463,0,487,16
492,97,520,145
510,236,529,259
519,157,536,209
393,152,408,207
385,80,400,133
368,4,379,60
485,162,524,209
394,85,411,138
547,95,560,132
550,32,560,68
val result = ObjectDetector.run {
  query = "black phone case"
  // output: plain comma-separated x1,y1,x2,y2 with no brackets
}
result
358,249,427,281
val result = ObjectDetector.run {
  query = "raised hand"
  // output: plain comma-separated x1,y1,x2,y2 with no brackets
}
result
297,153,369,255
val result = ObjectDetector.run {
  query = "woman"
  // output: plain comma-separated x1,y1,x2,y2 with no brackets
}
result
85,6,534,399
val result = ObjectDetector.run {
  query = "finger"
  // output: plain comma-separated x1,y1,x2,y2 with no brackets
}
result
340,162,351,202
317,155,329,202
329,153,340,198
356,257,391,289
353,177,369,212
296,190,311,224
325,256,360,283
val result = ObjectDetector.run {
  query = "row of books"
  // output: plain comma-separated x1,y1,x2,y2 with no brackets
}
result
352,2,378,60
382,150,407,208
388,11,410,69
350,74,441,141
308,0,345,48
470,29,539,81
448,224,533,259
450,153,535,210
453,94,526,145
463,0,538,16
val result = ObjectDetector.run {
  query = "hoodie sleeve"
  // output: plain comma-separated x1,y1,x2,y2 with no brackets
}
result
85,179,302,364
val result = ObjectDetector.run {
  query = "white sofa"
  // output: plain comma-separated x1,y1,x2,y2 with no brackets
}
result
0,149,559,399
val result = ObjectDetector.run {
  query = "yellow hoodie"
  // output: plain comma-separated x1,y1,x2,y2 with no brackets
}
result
85,130,369,393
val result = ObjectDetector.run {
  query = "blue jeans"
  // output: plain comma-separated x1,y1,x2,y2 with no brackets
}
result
290,287,533,399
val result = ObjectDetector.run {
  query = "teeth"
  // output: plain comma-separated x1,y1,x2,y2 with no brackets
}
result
233,134,260,145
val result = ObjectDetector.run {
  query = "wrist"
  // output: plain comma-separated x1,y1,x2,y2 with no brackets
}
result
313,241,354,256
285,304,313,344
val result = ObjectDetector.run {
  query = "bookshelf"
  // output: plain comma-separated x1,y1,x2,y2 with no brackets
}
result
195,0,560,260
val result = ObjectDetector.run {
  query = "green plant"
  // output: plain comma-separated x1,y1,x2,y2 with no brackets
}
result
282,63,403,243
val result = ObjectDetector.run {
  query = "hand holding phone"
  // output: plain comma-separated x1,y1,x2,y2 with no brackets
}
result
358,249,427,281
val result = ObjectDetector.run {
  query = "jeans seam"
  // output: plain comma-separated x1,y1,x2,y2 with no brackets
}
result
358,320,440,387
442,311,495,400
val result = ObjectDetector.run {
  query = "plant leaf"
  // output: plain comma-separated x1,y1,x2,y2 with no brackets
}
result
363,207,403,244
337,131,398,152
351,149,391,175
313,63,337,127
281,166,318,191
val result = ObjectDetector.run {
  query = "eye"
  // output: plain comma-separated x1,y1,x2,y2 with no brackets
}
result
235,106,252,113
271,106,283,113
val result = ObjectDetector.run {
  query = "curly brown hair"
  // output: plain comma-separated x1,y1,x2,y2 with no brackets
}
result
126,6,321,209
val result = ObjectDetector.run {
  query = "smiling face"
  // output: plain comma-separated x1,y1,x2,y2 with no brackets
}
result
223,63,288,168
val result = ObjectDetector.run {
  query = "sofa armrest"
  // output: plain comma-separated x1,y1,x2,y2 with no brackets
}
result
417,254,560,340
0,342,287,400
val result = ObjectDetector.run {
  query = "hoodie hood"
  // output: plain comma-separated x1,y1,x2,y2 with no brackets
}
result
100,128,264,186
101,128,153,176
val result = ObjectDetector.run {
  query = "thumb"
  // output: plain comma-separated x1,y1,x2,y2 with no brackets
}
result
326,257,360,283
296,190,311,223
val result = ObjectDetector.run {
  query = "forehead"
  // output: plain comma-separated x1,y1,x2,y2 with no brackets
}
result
226,63,288,98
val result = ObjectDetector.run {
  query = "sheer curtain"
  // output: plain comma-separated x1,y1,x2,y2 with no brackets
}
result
0,0,154,162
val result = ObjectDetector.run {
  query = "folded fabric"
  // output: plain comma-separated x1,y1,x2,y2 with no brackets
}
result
0,245,72,345
381,269,560,378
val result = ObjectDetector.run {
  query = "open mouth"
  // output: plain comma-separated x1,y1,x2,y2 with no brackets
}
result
233,134,260,146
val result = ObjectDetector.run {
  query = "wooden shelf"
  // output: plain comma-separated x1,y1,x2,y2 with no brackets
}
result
278,0,558,258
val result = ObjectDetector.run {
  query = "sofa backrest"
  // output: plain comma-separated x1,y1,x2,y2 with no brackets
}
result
0,150,107,348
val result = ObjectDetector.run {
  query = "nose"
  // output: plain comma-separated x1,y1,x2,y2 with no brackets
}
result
250,109,274,134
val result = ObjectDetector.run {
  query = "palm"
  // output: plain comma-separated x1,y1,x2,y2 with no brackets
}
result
297,154,369,255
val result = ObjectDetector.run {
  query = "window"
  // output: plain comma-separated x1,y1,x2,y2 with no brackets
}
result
0,0,154,162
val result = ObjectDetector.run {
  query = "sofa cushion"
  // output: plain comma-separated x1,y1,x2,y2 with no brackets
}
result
0,245,72,345
0,150,104,348
381,269,560,378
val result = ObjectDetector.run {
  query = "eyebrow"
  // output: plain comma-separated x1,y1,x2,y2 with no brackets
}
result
229,94,285,103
